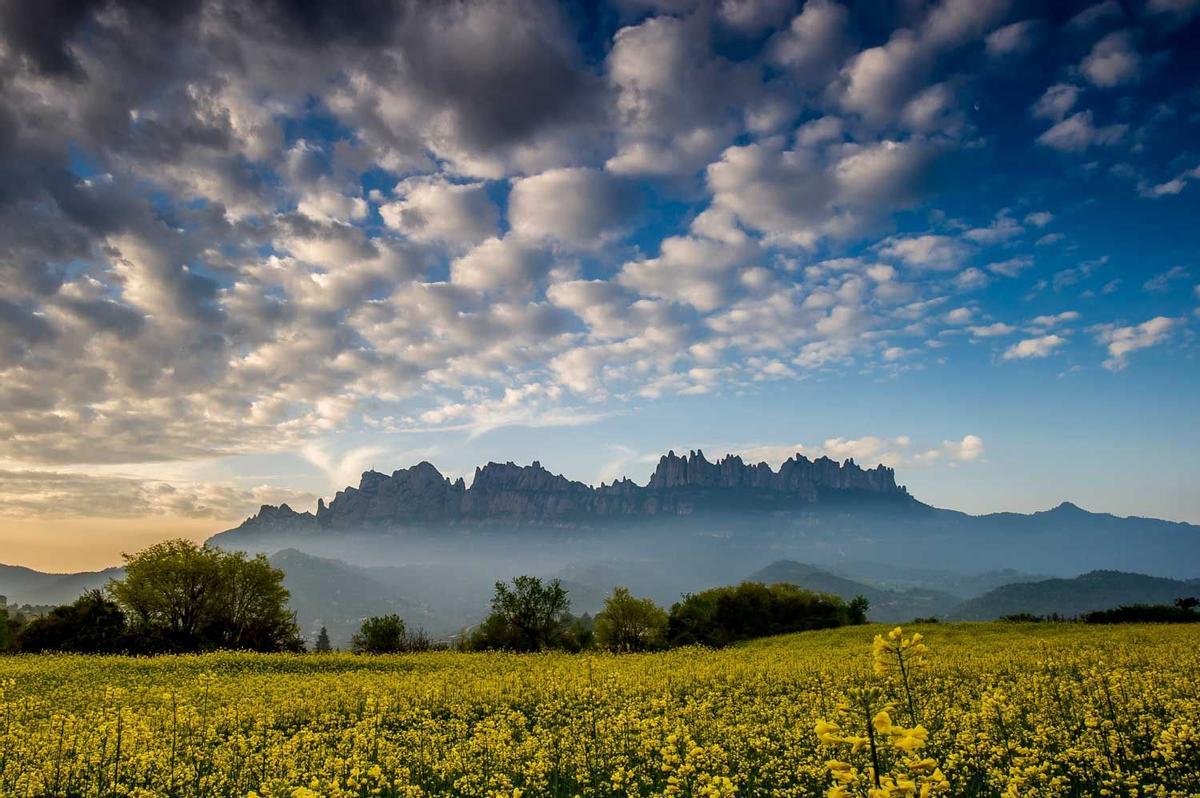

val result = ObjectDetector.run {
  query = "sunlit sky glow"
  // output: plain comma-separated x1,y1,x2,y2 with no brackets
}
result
1,0,1198,571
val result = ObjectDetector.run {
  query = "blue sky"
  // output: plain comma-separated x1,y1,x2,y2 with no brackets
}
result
0,0,1198,569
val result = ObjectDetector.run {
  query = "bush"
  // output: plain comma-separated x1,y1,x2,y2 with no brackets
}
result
667,582,864,647
1083,603,1200,624
16,591,129,654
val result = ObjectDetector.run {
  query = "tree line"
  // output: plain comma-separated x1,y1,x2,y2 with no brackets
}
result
0,539,869,655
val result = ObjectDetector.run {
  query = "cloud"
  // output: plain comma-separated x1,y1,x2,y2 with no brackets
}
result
985,20,1036,56
1028,311,1081,329
1093,316,1179,370
449,236,553,296
878,235,969,271
0,468,314,521
1036,111,1127,152
380,177,498,248
1142,266,1190,293
916,434,985,463
1003,334,1067,360
508,168,638,247
968,322,1015,337
1031,84,1081,122
705,138,941,248
1080,31,1142,88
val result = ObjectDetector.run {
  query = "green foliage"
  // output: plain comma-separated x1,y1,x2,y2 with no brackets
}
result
109,539,301,653
667,581,862,647
468,576,571,651
0,608,16,653
1083,601,1200,624
15,590,128,653
594,587,668,652
351,614,406,653
315,626,332,653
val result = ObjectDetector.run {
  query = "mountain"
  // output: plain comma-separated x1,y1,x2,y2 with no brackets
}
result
0,563,122,607
951,570,1200,620
218,450,909,537
746,560,961,622
209,450,1200,582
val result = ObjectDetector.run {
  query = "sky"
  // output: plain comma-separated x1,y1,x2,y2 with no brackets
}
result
1,0,1199,572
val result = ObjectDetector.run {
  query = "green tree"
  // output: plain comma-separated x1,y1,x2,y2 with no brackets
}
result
351,614,407,654
594,587,668,652
109,539,301,653
0,607,15,653
16,590,128,653
470,576,571,651
668,581,860,647
315,626,332,652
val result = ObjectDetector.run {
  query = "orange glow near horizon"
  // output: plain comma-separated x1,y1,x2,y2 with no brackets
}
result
0,516,231,573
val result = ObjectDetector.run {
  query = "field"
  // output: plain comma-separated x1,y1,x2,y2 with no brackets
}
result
1,623,1198,797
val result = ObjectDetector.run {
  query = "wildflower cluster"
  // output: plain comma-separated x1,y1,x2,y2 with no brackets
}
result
815,627,947,798
0,623,1196,796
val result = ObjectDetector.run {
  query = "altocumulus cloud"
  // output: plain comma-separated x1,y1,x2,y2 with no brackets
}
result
0,0,1194,517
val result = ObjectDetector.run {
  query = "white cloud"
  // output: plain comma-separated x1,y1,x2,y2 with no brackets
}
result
878,235,969,271
986,256,1033,277
1024,211,1054,227
450,236,553,295
968,322,1015,337
1003,334,1067,359
1029,311,1081,329
985,20,1035,56
380,176,498,248
1093,316,1179,370
1080,31,1142,88
1142,266,1189,293
1031,84,1081,122
508,168,637,247
1036,111,1127,152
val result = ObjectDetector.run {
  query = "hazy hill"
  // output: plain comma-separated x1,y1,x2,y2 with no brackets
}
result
747,560,960,622
0,563,122,606
951,570,1200,620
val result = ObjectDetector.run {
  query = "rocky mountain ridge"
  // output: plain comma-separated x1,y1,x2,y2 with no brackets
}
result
235,449,909,535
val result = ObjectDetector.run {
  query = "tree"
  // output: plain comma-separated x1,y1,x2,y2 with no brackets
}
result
109,539,301,653
1175,596,1199,612
848,595,871,624
351,614,407,654
470,576,571,651
16,590,128,653
315,626,332,653
668,582,862,647
594,587,668,652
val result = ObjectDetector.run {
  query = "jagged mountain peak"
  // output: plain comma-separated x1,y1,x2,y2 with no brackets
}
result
223,447,911,539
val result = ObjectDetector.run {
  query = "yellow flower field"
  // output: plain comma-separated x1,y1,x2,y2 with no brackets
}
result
1,622,1198,797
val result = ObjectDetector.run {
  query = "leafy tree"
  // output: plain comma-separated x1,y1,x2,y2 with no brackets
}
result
469,576,571,651
351,614,407,653
848,595,870,624
109,539,301,653
315,626,332,653
16,590,128,653
594,587,668,652
668,582,862,647
0,607,18,653
1175,596,1199,612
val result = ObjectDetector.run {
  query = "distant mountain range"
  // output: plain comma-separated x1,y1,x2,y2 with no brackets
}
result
211,450,1200,582
216,450,908,538
5,448,1199,645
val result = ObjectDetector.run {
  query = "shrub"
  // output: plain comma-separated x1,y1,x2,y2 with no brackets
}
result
668,581,862,647
594,587,668,652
